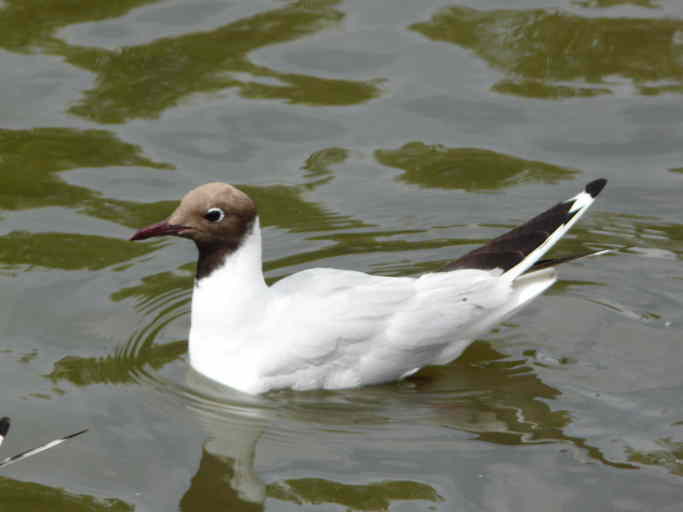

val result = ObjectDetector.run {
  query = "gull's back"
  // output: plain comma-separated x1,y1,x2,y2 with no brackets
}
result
253,266,519,391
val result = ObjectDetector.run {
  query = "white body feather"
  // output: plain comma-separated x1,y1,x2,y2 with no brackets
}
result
189,220,556,394
189,185,601,394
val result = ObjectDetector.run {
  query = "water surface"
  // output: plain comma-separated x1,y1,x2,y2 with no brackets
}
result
1,0,683,510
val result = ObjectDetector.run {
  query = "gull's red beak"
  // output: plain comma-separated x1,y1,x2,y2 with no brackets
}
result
130,221,189,241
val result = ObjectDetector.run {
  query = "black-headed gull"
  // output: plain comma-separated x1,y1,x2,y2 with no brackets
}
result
131,179,607,394
0,417,87,468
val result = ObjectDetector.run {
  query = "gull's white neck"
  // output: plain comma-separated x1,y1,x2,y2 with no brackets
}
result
190,217,269,350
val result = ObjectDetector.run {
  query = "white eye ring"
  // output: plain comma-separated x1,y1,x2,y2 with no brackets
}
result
205,207,225,223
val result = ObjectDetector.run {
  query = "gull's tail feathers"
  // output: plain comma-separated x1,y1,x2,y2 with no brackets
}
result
529,249,612,271
0,420,87,468
445,178,607,281
460,267,559,340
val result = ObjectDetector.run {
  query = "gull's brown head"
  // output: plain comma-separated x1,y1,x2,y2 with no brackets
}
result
131,183,257,276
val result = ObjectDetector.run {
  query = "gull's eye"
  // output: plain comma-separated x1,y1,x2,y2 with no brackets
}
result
204,207,225,223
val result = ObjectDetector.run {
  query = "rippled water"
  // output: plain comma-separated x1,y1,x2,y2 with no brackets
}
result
1,0,683,510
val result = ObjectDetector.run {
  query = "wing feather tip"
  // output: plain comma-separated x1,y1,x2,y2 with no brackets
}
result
0,417,9,437
585,178,607,198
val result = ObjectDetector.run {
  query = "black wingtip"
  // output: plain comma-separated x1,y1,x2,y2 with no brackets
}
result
0,417,9,437
585,178,607,198
64,428,88,440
